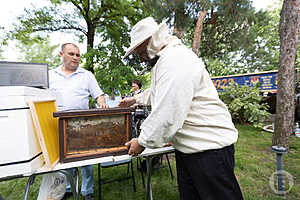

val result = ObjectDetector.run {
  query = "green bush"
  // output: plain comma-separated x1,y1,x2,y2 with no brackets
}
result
219,84,270,128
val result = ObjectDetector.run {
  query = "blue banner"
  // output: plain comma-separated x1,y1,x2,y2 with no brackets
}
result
211,71,278,92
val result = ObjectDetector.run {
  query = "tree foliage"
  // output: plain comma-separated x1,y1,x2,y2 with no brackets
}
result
17,36,60,69
7,0,298,99
90,44,135,97
202,0,300,76
142,0,273,76
9,0,151,96
0,26,7,59
10,0,147,73
192,1,269,75
0,48,3,60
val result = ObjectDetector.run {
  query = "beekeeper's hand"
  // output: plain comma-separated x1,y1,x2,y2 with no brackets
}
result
125,138,145,156
118,97,136,107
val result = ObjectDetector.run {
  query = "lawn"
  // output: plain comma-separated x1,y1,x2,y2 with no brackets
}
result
0,124,299,200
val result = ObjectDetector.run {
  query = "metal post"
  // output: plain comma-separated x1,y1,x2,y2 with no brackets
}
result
59,169,79,200
276,153,284,192
23,175,36,200
271,145,288,196
146,156,153,200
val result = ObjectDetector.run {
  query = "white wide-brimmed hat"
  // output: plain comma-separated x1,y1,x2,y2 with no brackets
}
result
124,17,159,58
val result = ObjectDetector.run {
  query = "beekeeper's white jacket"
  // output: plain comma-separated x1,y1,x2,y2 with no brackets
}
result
135,23,238,154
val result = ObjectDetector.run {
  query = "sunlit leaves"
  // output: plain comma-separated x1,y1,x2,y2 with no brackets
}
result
17,36,60,69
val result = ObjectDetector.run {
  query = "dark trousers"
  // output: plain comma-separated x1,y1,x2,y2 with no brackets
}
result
175,144,244,200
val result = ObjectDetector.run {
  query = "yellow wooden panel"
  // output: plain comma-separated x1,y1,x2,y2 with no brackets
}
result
29,100,59,169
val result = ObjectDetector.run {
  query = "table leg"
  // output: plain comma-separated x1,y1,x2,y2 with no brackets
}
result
60,169,79,200
146,156,153,200
165,154,174,179
23,174,36,200
23,170,79,200
137,157,145,188
98,164,102,200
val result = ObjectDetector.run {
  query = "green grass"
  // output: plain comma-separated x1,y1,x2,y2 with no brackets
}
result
0,124,299,200
234,124,300,200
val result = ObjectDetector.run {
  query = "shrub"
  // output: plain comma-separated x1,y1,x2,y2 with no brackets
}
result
219,84,270,128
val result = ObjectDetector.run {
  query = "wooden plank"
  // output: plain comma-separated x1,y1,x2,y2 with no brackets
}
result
28,100,59,169
53,107,135,118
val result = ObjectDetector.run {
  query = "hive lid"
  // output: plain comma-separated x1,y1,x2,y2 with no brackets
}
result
0,61,48,89
0,86,55,109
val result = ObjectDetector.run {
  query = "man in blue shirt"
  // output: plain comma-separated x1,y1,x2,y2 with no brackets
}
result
49,43,108,200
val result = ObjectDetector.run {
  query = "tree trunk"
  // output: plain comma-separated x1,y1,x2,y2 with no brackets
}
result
173,0,185,39
273,0,300,150
192,10,207,55
85,20,95,74
111,77,115,99
173,26,184,39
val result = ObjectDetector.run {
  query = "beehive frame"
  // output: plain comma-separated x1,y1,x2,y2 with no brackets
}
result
53,107,135,163
28,100,59,169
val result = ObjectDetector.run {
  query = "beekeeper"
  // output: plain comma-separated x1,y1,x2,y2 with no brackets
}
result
119,17,244,200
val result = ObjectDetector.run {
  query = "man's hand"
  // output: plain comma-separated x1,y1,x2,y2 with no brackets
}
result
125,138,145,156
98,103,109,109
118,97,136,107
163,141,172,147
97,95,109,109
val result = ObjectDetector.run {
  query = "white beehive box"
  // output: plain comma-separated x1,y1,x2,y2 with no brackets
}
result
0,86,55,179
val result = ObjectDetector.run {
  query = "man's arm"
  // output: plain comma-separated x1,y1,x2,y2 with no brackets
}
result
96,95,109,108
118,88,151,107
135,88,151,105
118,96,136,107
